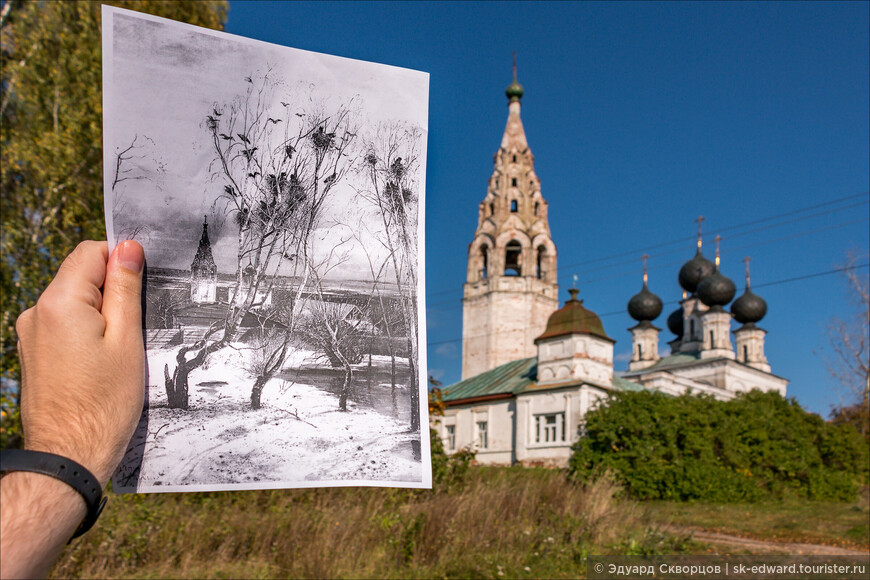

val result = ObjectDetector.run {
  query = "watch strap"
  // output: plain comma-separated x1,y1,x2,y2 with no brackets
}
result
0,449,107,540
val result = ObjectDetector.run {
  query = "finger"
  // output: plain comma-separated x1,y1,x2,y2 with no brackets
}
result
102,240,145,344
43,241,109,311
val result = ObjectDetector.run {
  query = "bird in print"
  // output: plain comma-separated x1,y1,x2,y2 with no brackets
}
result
213,108,222,117
323,172,337,184
283,252,297,261
244,76,252,83
281,101,290,107
224,184,236,197
267,118,282,124
295,112,305,117
284,144,296,159
242,147,258,161
248,171,260,179
219,133,233,141
237,133,250,144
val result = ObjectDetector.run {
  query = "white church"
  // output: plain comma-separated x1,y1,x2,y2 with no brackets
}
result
434,70,788,467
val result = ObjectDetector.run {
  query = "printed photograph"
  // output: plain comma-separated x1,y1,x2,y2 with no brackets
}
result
102,6,430,492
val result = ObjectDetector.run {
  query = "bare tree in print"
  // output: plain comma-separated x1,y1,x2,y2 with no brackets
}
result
360,122,423,431
163,71,359,409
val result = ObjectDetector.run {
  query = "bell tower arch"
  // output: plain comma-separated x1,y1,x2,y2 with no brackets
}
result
461,62,560,379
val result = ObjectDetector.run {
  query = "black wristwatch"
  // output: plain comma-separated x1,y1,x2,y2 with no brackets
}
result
0,449,107,541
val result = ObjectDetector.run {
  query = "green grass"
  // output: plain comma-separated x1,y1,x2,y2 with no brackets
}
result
48,468,867,578
644,489,870,550
52,467,696,579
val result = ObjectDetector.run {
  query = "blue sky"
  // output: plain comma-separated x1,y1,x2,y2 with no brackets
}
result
224,1,869,416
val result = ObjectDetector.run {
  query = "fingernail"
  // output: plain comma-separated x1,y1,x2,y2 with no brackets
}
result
116,240,145,274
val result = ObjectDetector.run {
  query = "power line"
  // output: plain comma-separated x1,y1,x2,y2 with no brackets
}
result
425,263,869,347
426,190,868,299
425,215,869,311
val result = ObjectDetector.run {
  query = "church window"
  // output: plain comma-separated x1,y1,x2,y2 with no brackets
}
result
510,199,518,212
511,177,517,187
476,421,488,449
534,202,539,216
512,154,517,163
481,245,489,280
489,202,494,216
743,345,748,361
638,344,643,359
445,425,456,451
505,241,522,276
689,319,694,338
709,330,714,347
535,413,565,443
536,245,546,279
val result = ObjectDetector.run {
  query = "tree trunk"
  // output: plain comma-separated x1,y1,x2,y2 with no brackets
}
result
366,334,373,395
250,375,269,410
408,337,419,431
390,346,398,417
338,365,353,411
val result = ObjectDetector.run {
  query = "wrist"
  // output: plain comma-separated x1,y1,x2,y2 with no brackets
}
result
0,471,86,578
25,438,114,489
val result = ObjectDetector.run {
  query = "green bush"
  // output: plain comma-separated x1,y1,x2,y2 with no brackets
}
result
430,428,474,488
569,390,869,502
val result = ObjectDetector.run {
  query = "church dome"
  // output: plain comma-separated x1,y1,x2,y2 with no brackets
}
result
535,288,613,343
667,307,684,338
678,249,715,293
506,79,524,102
697,267,736,307
627,283,663,322
731,288,767,324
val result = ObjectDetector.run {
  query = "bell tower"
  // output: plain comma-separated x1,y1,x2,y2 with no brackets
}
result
461,60,560,379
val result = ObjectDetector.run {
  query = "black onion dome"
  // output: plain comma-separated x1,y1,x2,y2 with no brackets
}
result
667,307,684,338
697,268,736,307
628,284,663,321
731,288,767,324
678,250,715,293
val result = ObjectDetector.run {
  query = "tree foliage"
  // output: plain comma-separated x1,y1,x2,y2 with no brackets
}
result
0,0,227,448
568,389,869,502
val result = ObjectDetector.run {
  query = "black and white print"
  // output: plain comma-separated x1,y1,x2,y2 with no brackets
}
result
102,6,429,492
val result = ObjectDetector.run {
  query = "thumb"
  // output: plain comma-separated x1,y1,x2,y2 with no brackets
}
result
103,240,145,343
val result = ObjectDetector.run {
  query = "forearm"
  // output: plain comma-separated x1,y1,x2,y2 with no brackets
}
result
0,472,86,579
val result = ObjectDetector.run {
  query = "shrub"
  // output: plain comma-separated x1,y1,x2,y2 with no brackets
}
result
569,390,869,502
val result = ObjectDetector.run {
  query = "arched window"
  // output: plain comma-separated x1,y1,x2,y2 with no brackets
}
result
505,241,522,276
489,202,494,216
743,345,748,361
512,154,517,163
536,245,546,279
689,319,694,338
510,199,518,212
481,245,489,280
534,202,540,216
511,177,517,187
638,344,643,359
709,330,714,347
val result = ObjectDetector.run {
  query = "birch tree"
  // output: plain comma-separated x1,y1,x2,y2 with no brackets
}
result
163,71,358,409
359,122,423,431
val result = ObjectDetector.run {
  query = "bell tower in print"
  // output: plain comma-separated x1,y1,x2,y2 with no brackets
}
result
461,60,559,379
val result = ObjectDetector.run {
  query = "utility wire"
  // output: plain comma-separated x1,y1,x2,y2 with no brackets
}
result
426,263,869,347
426,190,868,299
425,215,869,311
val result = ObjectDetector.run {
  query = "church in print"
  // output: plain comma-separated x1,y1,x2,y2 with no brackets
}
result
434,71,788,467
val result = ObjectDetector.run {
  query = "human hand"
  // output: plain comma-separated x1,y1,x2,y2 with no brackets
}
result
15,240,146,487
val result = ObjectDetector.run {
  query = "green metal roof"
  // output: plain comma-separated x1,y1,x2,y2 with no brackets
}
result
611,375,644,392
441,357,646,404
441,357,538,402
